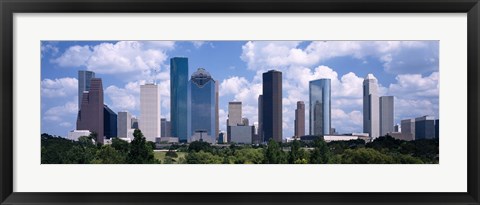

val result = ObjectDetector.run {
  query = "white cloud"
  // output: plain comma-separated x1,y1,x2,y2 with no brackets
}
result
219,76,249,97
52,45,92,67
191,41,205,49
41,77,78,98
43,100,78,122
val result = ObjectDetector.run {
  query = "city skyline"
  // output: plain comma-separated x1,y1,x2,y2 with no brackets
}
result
41,41,439,138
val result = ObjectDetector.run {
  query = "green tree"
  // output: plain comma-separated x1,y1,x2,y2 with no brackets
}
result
234,148,264,164
127,129,156,164
186,151,223,164
289,140,301,163
310,138,331,164
91,145,126,164
264,139,287,164
340,148,395,164
188,141,213,153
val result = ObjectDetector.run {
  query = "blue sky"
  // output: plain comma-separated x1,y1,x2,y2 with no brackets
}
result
41,41,439,138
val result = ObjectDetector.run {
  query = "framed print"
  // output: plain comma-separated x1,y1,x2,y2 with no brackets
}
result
1,0,479,204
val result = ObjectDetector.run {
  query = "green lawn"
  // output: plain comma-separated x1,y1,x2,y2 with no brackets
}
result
154,151,187,164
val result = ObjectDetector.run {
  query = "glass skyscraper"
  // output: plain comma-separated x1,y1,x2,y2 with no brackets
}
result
78,70,95,111
170,57,189,142
262,70,282,142
103,105,117,139
187,68,217,144
309,78,331,136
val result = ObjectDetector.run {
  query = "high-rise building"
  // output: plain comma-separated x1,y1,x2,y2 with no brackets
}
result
415,115,436,140
78,70,95,110
380,96,394,137
215,83,219,141
103,105,117,139
294,101,305,137
161,118,172,138
258,95,263,142
77,78,104,144
363,74,380,139
131,117,139,129
401,119,416,140
170,57,189,142
140,83,161,142
117,111,132,138
309,79,331,136
228,102,242,126
188,68,217,143
262,70,282,142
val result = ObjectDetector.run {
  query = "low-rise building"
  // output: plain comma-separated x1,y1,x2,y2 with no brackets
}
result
230,125,254,144
67,130,91,141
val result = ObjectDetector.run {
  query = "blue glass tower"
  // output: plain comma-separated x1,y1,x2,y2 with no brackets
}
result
103,105,117,139
170,57,189,142
187,68,217,144
309,79,331,136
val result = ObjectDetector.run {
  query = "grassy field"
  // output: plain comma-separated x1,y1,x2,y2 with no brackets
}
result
154,151,187,164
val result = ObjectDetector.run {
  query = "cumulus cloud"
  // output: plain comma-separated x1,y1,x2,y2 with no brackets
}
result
219,76,249,97
41,77,78,98
41,43,59,58
43,100,78,122
52,45,92,67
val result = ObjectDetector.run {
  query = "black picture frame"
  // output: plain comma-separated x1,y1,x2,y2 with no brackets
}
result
1,0,479,204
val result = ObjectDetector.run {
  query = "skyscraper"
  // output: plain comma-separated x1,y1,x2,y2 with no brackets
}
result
117,111,132,138
415,115,436,140
380,96,394,136
188,68,217,144
309,79,331,136
103,105,117,139
257,95,263,143
294,101,305,137
227,102,242,143
77,78,104,144
78,70,95,110
161,118,172,138
401,118,416,140
170,57,189,142
215,83,219,141
140,83,161,142
363,74,380,139
262,70,282,142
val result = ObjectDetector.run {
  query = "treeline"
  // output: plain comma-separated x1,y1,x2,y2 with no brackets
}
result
41,130,438,164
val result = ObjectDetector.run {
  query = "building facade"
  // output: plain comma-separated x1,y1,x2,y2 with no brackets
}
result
258,95,263,142
401,119,416,140
117,111,132,138
230,125,254,144
140,83,161,142
170,57,189,142
78,70,95,110
262,70,283,142
363,74,380,139
188,68,217,144
103,105,117,139
161,118,172,138
294,101,305,137
415,115,436,140
379,96,394,137
77,78,104,144
67,130,91,141
309,79,331,136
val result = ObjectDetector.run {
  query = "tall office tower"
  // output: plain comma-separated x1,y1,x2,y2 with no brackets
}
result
103,105,117,139
78,70,95,110
294,101,305,137
117,111,132,138
227,102,242,142
415,115,436,140
161,118,172,138
140,83,161,142
401,119,416,140
77,78,104,144
394,124,401,132
258,95,263,142
435,119,439,139
215,83,219,141
170,57,189,142
131,117,139,129
262,70,282,142
363,74,380,139
309,79,331,136
188,68,217,144
380,96,394,136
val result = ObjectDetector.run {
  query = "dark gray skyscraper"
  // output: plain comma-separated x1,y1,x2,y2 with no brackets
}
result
78,70,95,110
294,101,305,137
103,105,117,139
257,95,263,143
380,96,394,136
262,70,282,142
309,79,331,136
77,78,104,144
161,118,172,138
415,115,436,140
170,57,189,142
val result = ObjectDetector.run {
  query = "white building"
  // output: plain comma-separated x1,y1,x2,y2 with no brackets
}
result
117,111,132,138
67,130,91,141
363,74,380,140
230,125,254,144
140,84,161,142
228,102,242,126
